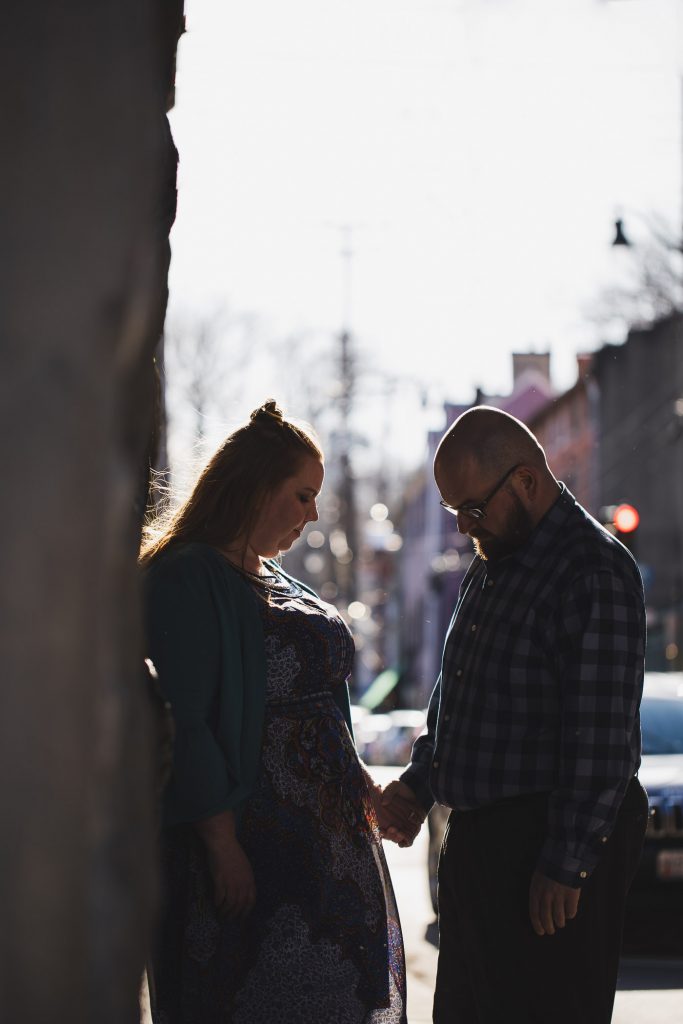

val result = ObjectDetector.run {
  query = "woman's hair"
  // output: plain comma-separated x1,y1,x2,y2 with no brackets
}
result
139,400,323,566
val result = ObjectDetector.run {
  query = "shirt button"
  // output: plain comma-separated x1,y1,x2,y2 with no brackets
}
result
471,624,477,632
600,836,608,844
487,579,494,587
433,760,440,768
579,871,588,879
444,714,451,722
456,669,463,677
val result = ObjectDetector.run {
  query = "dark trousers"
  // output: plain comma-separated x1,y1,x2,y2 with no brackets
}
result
433,779,648,1024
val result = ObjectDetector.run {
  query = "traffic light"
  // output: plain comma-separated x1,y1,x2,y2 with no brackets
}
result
600,503,639,557
613,504,639,534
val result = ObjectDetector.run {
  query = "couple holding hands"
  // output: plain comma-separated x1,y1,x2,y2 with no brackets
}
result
143,400,647,1024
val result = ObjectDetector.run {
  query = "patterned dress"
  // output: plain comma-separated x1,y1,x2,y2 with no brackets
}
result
153,566,406,1024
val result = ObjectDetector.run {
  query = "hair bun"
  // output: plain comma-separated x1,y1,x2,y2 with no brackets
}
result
250,400,284,426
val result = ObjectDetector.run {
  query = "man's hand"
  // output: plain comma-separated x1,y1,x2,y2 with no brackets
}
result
529,869,581,936
380,780,427,847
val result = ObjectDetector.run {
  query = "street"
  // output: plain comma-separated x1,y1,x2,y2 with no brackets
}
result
375,766,683,1024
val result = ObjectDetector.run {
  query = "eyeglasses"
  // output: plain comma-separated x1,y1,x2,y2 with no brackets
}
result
439,463,522,521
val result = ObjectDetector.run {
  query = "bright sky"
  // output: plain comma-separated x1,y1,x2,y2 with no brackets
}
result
167,0,681,470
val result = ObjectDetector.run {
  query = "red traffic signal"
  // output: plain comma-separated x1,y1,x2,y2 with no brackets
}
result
613,504,639,534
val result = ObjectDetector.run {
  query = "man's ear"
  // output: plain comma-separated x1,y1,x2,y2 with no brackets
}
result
515,465,538,504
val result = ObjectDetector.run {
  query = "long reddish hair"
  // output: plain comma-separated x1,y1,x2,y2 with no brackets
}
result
140,400,322,566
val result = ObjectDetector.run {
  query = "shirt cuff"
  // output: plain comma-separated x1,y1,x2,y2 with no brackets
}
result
399,765,434,813
537,837,602,887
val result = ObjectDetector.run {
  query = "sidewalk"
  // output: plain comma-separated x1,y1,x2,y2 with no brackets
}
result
383,825,439,1023
140,977,151,1024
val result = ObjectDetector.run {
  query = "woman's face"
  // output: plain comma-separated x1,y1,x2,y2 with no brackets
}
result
250,455,324,559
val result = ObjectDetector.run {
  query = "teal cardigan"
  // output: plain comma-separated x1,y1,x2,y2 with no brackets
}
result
144,542,353,827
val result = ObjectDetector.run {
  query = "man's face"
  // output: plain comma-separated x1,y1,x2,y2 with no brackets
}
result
435,458,535,561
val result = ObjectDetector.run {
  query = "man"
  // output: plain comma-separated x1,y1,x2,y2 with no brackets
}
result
382,406,648,1023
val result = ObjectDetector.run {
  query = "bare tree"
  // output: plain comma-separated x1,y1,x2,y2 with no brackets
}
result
588,214,683,331
164,306,262,464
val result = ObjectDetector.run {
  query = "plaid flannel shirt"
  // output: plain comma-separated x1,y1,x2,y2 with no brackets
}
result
402,485,645,886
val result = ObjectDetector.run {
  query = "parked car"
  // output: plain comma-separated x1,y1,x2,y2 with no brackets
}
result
426,672,683,952
622,671,683,953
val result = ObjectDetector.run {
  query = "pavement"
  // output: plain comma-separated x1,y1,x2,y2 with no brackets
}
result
140,977,151,1024
381,815,438,1023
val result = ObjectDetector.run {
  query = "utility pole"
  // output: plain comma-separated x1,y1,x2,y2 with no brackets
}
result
336,225,358,607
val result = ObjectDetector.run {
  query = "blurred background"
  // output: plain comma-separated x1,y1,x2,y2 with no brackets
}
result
161,0,683,710
150,0,683,996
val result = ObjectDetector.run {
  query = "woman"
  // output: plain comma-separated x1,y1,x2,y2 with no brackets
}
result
141,400,407,1024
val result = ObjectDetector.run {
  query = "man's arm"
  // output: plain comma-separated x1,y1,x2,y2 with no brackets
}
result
531,566,644,932
399,673,441,809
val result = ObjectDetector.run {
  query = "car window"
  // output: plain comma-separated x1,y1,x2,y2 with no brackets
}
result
641,698,683,755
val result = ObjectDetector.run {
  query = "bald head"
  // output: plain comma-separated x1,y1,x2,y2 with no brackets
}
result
433,407,560,549
434,406,548,479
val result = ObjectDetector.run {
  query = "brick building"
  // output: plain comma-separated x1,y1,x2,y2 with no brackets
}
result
593,314,683,669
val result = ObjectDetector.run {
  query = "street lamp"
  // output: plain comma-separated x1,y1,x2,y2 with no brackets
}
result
612,218,631,247
611,214,683,255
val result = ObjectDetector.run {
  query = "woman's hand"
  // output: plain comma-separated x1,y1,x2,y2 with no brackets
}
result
379,779,427,846
195,810,256,919
206,837,256,919
362,770,424,847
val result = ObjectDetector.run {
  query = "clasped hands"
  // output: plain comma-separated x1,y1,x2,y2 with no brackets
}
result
372,779,428,847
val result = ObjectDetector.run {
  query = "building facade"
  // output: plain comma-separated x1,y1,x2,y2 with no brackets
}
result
593,314,683,670
529,353,600,516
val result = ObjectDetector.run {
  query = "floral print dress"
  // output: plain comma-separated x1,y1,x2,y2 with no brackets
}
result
153,566,406,1024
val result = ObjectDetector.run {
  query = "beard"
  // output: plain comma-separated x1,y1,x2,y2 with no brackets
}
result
470,492,535,562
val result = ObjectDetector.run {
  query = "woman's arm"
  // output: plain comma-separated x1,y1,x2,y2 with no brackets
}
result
144,551,234,824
